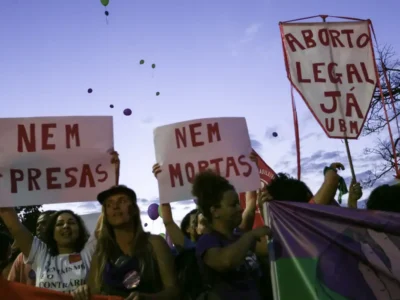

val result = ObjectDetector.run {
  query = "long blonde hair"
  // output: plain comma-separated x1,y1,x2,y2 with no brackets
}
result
91,202,162,293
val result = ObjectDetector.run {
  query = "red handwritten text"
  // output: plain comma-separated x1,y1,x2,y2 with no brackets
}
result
9,164,107,193
17,123,81,152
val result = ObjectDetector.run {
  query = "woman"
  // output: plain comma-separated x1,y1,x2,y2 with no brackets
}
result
191,211,209,242
0,208,94,294
152,150,259,252
81,185,178,299
193,170,270,300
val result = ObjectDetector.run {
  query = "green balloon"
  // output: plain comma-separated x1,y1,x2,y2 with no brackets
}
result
139,59,145,65
160,233,166,238
100,0,109,7
152,64,156,69
158,205,163,218
156,92,160,96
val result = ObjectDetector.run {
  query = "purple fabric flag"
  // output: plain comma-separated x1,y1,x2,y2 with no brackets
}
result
267,201,400,300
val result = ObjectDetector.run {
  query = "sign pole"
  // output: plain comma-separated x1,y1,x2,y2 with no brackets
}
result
321,15,357,181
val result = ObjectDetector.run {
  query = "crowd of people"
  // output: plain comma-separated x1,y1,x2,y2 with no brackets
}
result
0,151,399,300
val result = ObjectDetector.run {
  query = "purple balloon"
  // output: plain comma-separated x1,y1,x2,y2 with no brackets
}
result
193,199,198,205
147,203,159,220
123,108,132,116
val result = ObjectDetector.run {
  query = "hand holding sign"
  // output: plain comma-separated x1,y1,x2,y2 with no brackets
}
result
153,117,259,203
0,116,115,207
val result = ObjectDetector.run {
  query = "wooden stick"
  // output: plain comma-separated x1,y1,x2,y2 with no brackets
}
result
344,139,357,181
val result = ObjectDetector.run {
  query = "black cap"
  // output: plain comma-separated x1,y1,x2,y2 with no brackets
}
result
97,185,137,205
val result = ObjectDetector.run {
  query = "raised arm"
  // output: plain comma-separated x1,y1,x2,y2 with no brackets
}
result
238,190,257,232
200,227,270,272
160,203,187,248
312,163,343,205
0,208,33,258
238,151,260,231
152,163,187,248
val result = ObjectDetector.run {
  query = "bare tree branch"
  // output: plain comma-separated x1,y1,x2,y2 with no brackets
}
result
362,138,400,187
363,45,400,136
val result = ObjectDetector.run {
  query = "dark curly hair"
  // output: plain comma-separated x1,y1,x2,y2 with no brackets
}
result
191,169,235,221
42,210,90,256
367,184,400,213
266,172,313,203
0,231,12,270
180,209,197,239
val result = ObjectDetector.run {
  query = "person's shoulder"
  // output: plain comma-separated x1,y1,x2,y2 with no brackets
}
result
196,232,222,249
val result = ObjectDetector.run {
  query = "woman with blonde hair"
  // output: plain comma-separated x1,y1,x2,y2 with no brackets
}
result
75,185,179,300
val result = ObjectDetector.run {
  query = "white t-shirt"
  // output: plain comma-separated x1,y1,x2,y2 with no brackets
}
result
25,236,97,294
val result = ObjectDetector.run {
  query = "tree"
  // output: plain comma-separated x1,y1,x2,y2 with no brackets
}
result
362,45,400,187
0,205,42,235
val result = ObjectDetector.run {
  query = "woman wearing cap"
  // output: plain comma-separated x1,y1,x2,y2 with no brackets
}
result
79,185,178,299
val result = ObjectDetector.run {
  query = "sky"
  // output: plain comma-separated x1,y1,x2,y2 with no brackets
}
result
1,0,399,233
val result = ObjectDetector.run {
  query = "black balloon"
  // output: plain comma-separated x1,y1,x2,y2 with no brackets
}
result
124,108,132,116
272,132,278,137
88,88,93,93
156,92,160,96
110,104,114,108
144,223,148,227
105,11,109,16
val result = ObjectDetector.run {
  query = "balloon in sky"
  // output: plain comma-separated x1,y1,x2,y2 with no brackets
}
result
105,11,109,16
148,203,159,220
272,132,278,137
87,88,93,93
193,199,198,205
123,108,132,116
156,92,160,96
100,0,109,6
139,60,145,65
152,64,156,69
110,104,114,108
144,223,148,227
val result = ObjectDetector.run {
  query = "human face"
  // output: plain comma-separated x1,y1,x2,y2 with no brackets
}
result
213,190,243,228
195,213,207,235
104,193,137,227
36,214,50,239
53,213,80,248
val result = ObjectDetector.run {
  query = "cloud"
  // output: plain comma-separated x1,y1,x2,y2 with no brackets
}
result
231,22,262,56
141,116,153,124
240,23,262,43
250,138,263,152
299,150,345,175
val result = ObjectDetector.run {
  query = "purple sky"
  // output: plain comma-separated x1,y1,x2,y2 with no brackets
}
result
1,0,399,230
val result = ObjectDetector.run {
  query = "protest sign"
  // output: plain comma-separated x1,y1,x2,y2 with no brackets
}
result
0,116,115,207
280,21,378,139
239,149,276,228
267,201,400,299
154,117,259,203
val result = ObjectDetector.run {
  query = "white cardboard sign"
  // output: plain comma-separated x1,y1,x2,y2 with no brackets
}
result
154,117,260,203
281,21,378,139
0,116,115,207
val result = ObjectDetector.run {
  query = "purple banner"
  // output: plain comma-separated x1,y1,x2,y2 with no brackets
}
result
267,201,400,299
